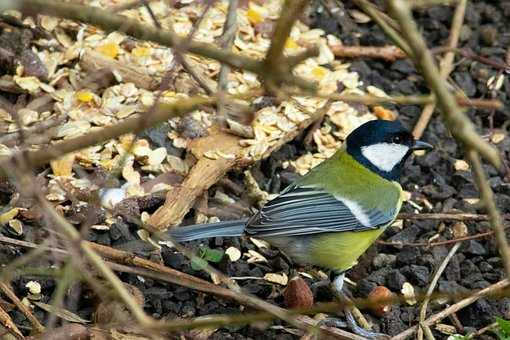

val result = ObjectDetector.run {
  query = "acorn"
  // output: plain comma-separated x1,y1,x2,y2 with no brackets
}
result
366,286,393,317
283,276,314,309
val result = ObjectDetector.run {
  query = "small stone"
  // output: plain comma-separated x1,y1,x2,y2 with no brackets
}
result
373,254,396,268
464,240,487,256
402,265,430,287
386,270,406,292
480,25,498,46
357,279,377,298
396,247,420,265
459,25,472,41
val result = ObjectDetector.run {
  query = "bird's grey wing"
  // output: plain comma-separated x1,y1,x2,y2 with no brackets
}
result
245,185,396,237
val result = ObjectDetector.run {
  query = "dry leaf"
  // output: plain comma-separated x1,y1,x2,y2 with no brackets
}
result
8,219,23,235
0,208,19,224
34,301,90,324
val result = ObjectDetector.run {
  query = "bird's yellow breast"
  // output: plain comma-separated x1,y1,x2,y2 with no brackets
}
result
308,228,386,271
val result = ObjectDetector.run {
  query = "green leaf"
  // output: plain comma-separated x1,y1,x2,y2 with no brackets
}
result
497,317,510,337
191,256,208,271
202,248,224,263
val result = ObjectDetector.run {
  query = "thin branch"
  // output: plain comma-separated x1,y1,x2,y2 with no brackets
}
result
264,0,309,70
467,149,510,279
0,282,45,333
216,0,239,123
391,279,510,340
388,0,501,169
417,242,461,340
413,0,467,139
330,45,406,62
397,212,510,221
352,0,411,56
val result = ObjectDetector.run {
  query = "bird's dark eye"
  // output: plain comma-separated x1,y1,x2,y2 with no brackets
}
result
392,135,401,143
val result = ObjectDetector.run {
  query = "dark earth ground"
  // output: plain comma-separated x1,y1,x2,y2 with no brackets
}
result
1,0,510,339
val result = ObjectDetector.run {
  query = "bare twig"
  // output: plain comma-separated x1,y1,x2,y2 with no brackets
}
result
388,0,501,169
417,242,461,340
467,149,510,279
216,0,239,123
0,302,23,339
352,0,411,56
330,45,406,62
391,279,510,340
0,282,45,333
397,212,510,221
265,0,309,70
413,0,467,139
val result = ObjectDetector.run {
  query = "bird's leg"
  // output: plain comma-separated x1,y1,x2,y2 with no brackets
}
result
326,272,389,340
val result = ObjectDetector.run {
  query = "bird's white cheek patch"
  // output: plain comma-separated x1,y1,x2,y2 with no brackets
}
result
361,143,409,172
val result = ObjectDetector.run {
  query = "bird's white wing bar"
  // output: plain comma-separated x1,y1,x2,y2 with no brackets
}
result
245,186,395,237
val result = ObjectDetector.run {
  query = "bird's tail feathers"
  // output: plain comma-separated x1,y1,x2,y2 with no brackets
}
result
167,219,247,242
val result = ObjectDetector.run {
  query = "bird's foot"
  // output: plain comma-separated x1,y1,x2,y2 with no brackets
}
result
327,272,389,339
344,309,389,340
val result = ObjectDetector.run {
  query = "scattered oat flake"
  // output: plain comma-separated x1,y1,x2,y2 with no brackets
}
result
250,237,270,249
401,282,417,305
225,247,242,262
123,162,141,184
91,224,110,231
148,147,167,166
246,250,268,263
100,188,126,210
14,76,41,93
246,6,264,25
97,42,120,59
285,38,299,49
312,66,328,78
26,281,41,295
367,85,389,98
454,159,469,171
491,131,506,144
264,272,288,285
76,90,94,103
132,46,151,57
50,153,75,177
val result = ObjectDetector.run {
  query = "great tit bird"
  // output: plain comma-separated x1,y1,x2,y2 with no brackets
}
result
167,119,432,331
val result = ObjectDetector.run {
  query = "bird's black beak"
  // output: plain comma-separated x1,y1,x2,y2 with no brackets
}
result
411,140,433,151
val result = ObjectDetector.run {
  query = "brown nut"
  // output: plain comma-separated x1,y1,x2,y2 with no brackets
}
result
283,276,314,309
367,286,393,317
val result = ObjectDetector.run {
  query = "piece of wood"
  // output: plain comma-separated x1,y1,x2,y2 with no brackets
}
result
147,127,242,230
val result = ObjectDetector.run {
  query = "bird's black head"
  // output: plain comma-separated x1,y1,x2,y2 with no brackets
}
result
346,120,433,181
